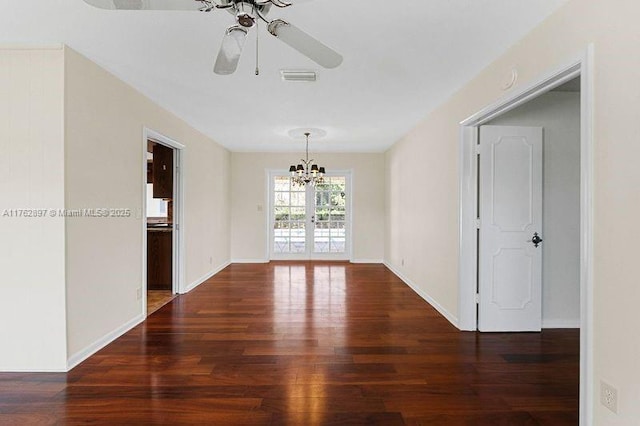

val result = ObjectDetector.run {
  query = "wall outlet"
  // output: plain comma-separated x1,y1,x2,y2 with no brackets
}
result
401,259,405,266
257,204,263,212
136,288,142,301
600,381,618,414
209,256,213,265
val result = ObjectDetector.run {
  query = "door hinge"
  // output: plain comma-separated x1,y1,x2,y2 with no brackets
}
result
475,218,481,229
475,144,481,155
475,293,480,304
175,224,179,231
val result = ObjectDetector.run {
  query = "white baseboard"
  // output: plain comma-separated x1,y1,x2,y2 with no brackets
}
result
384,261,459,329
351,259,384,264
231,259,269,264
66,313,145,371
183,260,231,294
542,318,581,329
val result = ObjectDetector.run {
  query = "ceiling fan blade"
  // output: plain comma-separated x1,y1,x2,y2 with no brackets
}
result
83,0,209,11
213,26,248,75
267,20,343,69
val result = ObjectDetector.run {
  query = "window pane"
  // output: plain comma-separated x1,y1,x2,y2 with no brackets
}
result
275,207,290,222
275,192,290,206
330,238,346,253
291,192,305,207
291,207,305,221
274,177,290,192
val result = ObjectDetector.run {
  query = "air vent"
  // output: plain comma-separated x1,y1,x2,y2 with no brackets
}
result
280,70,317,82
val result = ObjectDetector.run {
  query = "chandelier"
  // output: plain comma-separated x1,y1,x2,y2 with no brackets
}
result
289,132,326,187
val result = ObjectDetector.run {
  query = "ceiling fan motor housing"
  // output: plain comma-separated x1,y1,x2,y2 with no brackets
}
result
224,0,270,28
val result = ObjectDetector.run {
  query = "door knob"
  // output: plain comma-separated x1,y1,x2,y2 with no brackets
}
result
528,232,543,248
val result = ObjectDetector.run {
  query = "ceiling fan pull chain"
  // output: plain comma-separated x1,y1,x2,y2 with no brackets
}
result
255,14,260,76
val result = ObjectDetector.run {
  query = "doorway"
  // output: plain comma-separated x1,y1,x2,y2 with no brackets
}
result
142,129,185,317
269,171,351,260
458,53,594,425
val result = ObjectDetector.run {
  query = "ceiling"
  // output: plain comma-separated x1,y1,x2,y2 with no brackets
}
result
0,0,568,152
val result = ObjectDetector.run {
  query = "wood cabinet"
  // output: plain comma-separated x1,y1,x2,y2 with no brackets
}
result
153,144,173,199
147,229,172,290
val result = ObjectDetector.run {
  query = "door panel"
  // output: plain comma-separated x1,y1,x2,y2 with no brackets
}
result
273,176,307,255
313,177,347,255
479,126,543,332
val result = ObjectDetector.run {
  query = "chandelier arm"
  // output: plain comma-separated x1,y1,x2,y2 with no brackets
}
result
255,9,271,24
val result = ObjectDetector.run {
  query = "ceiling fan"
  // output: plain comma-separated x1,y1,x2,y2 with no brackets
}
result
83,0,343,75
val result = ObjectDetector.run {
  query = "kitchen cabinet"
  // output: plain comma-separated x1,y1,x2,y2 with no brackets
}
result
153,144,173,199
147,229,172,290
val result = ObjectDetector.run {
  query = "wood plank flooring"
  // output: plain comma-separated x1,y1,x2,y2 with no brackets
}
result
147,290,175,315
0,262,579,425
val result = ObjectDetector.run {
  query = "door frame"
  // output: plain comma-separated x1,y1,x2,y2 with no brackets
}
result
141,127,186,318
266,169,353,261
457,47,594,425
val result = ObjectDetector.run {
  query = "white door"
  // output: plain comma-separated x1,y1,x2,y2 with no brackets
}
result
270,173,350,260
478,125,543,332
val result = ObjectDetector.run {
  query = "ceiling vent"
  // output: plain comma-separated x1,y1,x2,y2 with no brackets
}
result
281,70,317,82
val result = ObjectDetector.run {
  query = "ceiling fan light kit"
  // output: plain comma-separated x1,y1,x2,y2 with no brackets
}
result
213,26,248,75
83,0,344,75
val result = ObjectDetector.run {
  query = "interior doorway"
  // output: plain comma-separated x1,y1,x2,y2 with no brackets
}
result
142,129,184,317
269,171,352,261
480,82,581,331
458,53,594,425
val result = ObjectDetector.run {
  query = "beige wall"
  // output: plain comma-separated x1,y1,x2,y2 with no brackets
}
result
231,152,384,262
64,47,231,360
0,47,67,371
385,0,640,423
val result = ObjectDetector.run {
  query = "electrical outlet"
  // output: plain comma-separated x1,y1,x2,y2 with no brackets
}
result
209,256,213,265
136,288,142,301
401,259,405,266
601,381,618,413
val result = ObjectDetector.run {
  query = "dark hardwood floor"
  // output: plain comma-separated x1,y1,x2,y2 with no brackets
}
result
0,263,579,425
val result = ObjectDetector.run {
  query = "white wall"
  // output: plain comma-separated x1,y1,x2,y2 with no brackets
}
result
0,47,67,371
488,91,580,328
231,152,384,263
64,47,231,365
385,0,640,423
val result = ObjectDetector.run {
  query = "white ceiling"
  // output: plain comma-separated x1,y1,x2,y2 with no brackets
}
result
0,0,567,152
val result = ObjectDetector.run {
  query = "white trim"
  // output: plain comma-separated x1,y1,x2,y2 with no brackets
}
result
66,313,145,371
543,319,581,329
385,262,459,328
265,169,275,261
183,261,231,294
145,127,185,150
457,46,594,426
351,259,384,264
142,127,186,320
461,62,582,126
579,44,595,426
231,259,269,264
